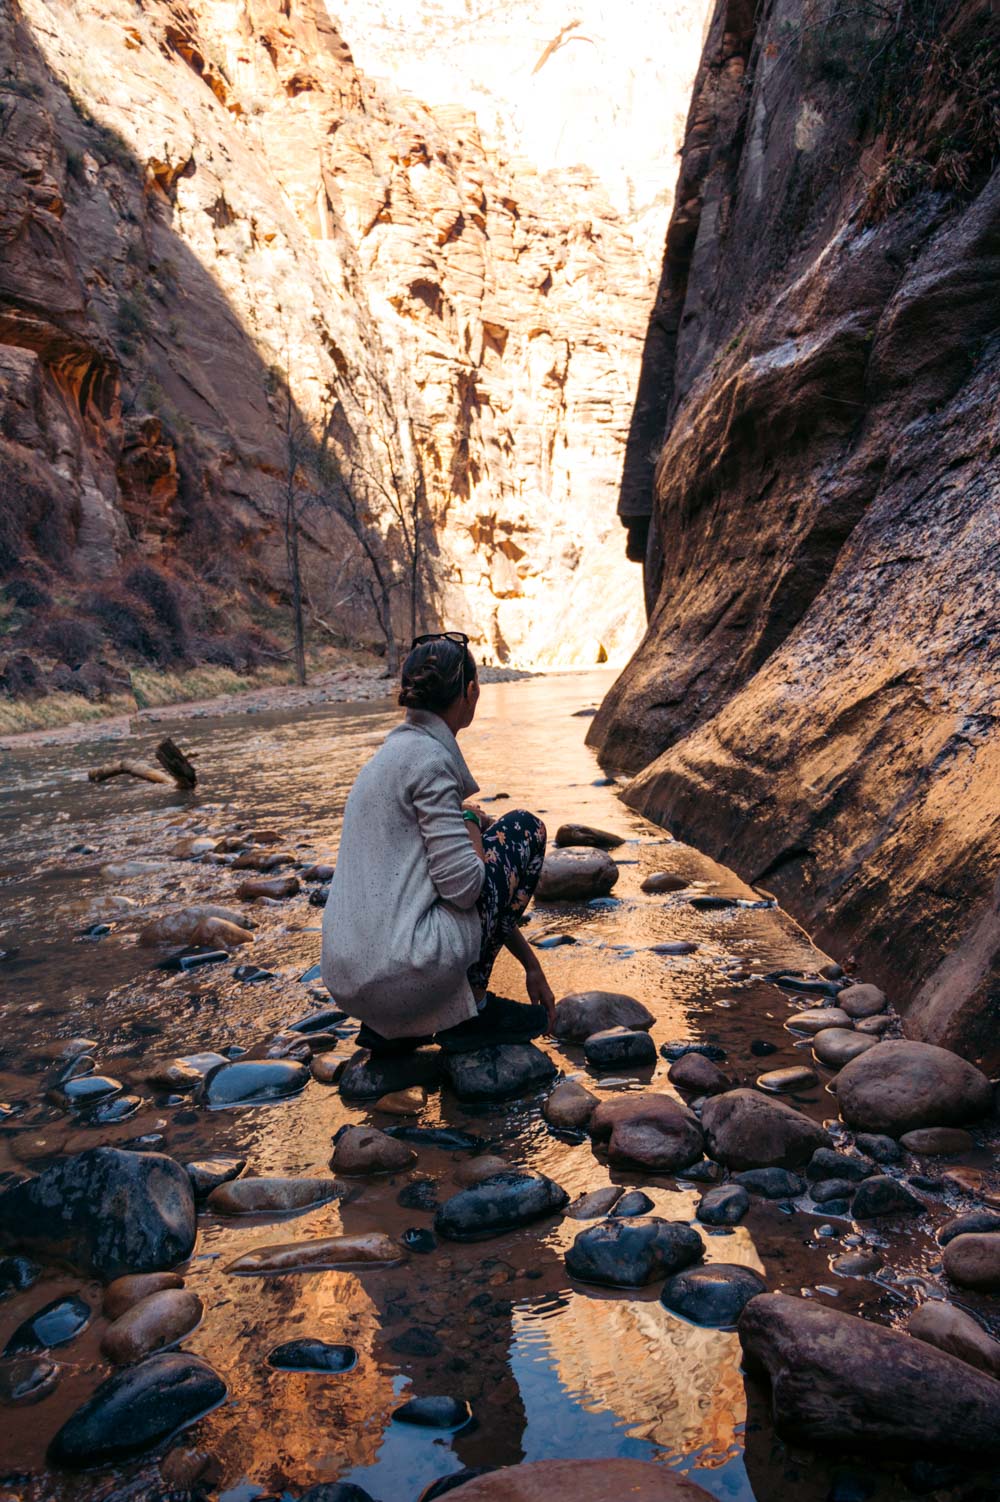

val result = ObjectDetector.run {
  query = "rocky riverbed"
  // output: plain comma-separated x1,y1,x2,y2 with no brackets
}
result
0,670,998,1502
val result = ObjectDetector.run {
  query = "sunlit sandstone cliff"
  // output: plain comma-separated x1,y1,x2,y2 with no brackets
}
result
590,0,1000,1062
0,0,706,681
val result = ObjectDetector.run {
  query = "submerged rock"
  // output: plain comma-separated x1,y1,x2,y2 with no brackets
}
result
48,1353,226,1467
4,1294,90,1355
553,823,624,850
0,1255,39,1296
387,1126,483,1151
590,1093,703,1171
908,1301,1000,1379
393,1395,472,1430
738,1292,1000,1457
835,1041,993,1136
0,1352,60,1405
444,1043,556,1102
0,1148,195,1279
552,991,654,1042
208,1176,347,1214
535,849,618,901
267,1339,356,1372
701,1090,830,1170
662,1264,767,1327
332,1127,416,1176
543,1079,599,1130
226,1233,402,1274
199,1059,310,1107
339,1048,444,1102
567,1217,703,1287
697,1185,750,1226
435,1172,567,1241
583,1027,656,1070
855,1133,902,1164
101,1288,202,1365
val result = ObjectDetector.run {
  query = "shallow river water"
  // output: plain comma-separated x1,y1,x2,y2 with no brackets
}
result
0,671,996,1502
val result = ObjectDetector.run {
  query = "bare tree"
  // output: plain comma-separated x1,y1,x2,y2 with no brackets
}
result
270,351,309,686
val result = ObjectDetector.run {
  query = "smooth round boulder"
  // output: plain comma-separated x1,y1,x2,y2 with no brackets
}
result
103,1272,185,1321
48,1353,226,1466
225,1233,402,1275
831,1250,883,1276
838,984,887,1019
553,823,624,850
565,1186,623,1220
697,1185,750,1226
440,1458,713,1501
700,1090,830,1170
393,1395,472,1429
610,1190,656,1218
444,1043,556,1102
199,1059,309,1108
900,1128,974,1156
943,1233,1000,1291
661,1263,767,1327
552,991,653,1042
851,1176,923,1219
101,1288,202,1365
332,1127,416,1176
786,1008,852,1035
543,1079,598,1131
208,1176,346,1213
836,1041,993,1136
667,1052,729,1095
534,849,618,901
855,1132,902,1164
566,1217,703,1287
590,1093,704,1172
184,1158,246,1200
434,1172,567,1241
937,1209,1000,1246
267,1339,356,1372
756,1066,818,1094
908,1301,1000,1379
583,1027,656,1071
810,1178,856,1205
640,871,689,894
375,1087,427,1115
812,1029,879,1069
311,1053,347,1085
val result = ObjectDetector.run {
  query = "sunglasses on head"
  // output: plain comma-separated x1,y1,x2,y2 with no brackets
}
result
410,631,469,649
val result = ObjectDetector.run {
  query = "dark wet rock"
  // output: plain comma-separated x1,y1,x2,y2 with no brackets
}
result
611,1190,655,1218
697,1185,749,1226
301,862,336,883
532,933,577,948
806,1149,874,1183
332,1127,416,1176
209,1176,347,1213
397,1179,439,1212
184,1157,246,1200
92,1094,143,1125
566,1217,703,1287
0,1149,195,1279
909,1174,943,1193
552,991,653,1041
390,1325,442,1357
103,1272,185,1321
199,1059,310,1107
543,1079,599,1131
386,1126,483,1152
733,1168,806,1199
57,1075,123,1108
393,1395,472,1429
838,984,887,1019
434,1172,567,1241
854,1014,896,1037
584,1027,656,1070
908,1301,1000,1380
810,1178,856,1205
852,1176,923,1218
661,1263,766,1327
900,1128,974,1155
267,1339,356,1372
855,1133,902,1164
812,1030,879,1069
554,823,624,850
566,1186,624,1219
677,1159,723,1184
591,1093,704,1172
48,1352,226,1467
831,1250,883,1277
660,1041,727,1063
786,1008,853,1035
651,940,698,955
288,1006,348,1034
667,1052,729,1095
640,871,689,893
339,1048,444,1102
688,894,738,910
756,1066,818,1094
701,1090,830,1170
0,1256,38,1297
836,1041,993,1136
769,974,843,998
738,1292,1000,1457
419,1469,495,1501
4,1294,90,1356
937,1209,1000,1246
149,1056,226,1092
535,849,619,901
233,964,277,983
402,1227,436,1254
943,1233,1000,1291
101,1288,203,1365
749,1039,778,1057
444,1043,556,1103
0,1351,60,1405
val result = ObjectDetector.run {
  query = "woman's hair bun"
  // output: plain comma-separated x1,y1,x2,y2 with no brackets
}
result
399,639,476,712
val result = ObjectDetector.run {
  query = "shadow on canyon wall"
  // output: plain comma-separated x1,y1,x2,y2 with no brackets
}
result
590,0,1000,1067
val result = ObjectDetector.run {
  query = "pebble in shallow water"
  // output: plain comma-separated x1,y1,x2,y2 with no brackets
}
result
756,1066,819,1094
393,1395,473,1430
435,1172,568,1241
199,1059,310,1107
184,1157,246,1200
101,1288,203,1365
543,1079,598,1131
0,1353,60,1405
584,1027,657,1071
331,1127,416,1176
267,1339,357,1372
697,1184,749,1226
48,1352,226,1467
566,1217,703,1287
3,1295,90,1356
661,1263,767,1327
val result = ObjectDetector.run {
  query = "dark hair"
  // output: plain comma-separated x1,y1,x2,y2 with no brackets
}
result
398,638,477,712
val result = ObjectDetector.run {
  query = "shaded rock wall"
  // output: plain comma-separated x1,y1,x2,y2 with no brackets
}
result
589,0,1000,1064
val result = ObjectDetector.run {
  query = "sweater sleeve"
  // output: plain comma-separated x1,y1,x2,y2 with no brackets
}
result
411,762,486,909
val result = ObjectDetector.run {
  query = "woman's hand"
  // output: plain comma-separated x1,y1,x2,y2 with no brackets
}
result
525,959,556,1032
463,802,493,832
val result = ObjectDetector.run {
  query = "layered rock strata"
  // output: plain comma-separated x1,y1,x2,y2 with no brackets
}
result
590,0,1000,1063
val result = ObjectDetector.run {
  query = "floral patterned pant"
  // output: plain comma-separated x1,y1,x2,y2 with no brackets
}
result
467,809,547,992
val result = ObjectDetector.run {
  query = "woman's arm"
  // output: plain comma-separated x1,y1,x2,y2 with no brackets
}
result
412,766,486,909
504,925,556,1029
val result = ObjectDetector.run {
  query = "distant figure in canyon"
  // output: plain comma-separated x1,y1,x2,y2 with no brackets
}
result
322,631,555,1053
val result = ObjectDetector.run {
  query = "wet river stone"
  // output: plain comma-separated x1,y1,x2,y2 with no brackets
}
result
375,1087,428,1115
535,849,618,901
552,991,654,1042
236,875,300,900
184,1157,246,1200
4,1294,90,1355
855,1132,902,1164
435,1172,568,1241
57,1075,122,1108
590,1094,704,1172
48,1352,226,1467
554,823,624,850
584,1027,657,1070
738,1292,1000,1457
439,1458,714,1501
832,1250,883,1277
566,1186,624,1220
697,1185,750,1226
199,1059,310,1107
667,1052,729,1095
0,1352,60,1405
810,1178,856,1206
103,1272,185,1321
332,1127,416,1176
942,1233,1000,1291
640,871,689,893
838,983,887,1018
806,1148,874,1183
662,1263,767,1327
701,1090,830,1170
394,1395,472,1429
786,1008,852,1035
148,1054,228,1091
851,1176,923,1218
387,1126,484,1151
566,1216,703,1287
339,1048,444,1102
611,1190,655,1218
267,1339,357,1372
0,1255,39,1296
835,1041,994,1136
208,1176,347,1213
444,1043,556,1102
811,1029,879,1069
900,1127,974,1155
0,1148,196,1279
756,1066,819,1094
226,1233,402,1274
543,1079,599,1131
102,1288,203,1364
937,1209,1000,1245
908,1301,1000,1379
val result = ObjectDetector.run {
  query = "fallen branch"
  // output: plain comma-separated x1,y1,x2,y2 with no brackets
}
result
89,737,198,790
155,737,197,789
88,759,174,786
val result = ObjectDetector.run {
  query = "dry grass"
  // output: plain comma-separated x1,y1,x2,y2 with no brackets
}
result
129,662,295,708
0,692,136,736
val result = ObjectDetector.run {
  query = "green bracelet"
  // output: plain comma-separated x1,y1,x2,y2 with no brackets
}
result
462,810,480,827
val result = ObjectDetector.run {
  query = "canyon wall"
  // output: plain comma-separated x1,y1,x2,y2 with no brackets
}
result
0,0,706,689
589,0,1000,1064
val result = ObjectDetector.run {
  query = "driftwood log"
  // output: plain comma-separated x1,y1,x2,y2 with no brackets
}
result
89,738,198,790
